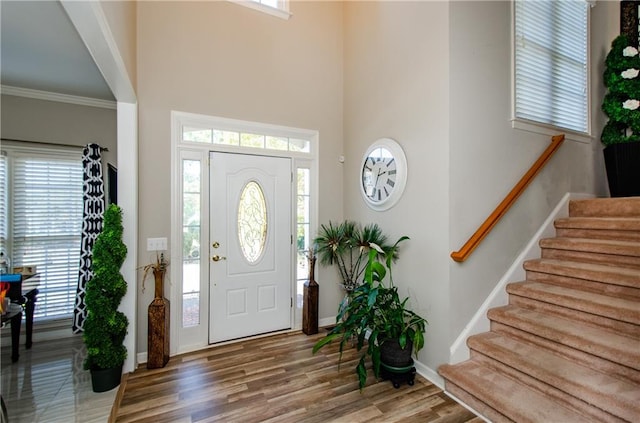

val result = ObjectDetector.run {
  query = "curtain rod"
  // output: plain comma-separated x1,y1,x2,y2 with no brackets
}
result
1,137,109,152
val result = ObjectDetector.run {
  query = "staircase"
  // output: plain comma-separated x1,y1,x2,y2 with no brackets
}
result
439,197,640,422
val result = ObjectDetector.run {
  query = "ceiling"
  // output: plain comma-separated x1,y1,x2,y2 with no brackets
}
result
1,0,114,101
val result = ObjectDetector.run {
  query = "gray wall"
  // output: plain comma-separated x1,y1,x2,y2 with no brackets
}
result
136,0,345,356
342,0,618,374
1,94,117,168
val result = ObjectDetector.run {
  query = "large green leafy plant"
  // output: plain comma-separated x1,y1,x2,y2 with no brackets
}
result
83,204,128,370
313,237,427,390
314,221,396,293
601,34,640,145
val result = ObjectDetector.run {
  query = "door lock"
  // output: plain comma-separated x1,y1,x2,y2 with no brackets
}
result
212,242,220,248
212,255,227,262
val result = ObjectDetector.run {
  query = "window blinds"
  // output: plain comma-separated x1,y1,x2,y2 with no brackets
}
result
12,153,83,320
0,154,7,246
514,0,589,134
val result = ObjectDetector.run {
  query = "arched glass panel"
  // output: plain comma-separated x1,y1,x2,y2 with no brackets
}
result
238,181,268,263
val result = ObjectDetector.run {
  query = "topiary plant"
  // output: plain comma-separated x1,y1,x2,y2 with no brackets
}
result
83,203,128,371
601,34,640,145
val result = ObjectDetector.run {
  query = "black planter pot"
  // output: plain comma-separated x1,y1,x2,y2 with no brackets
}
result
90,364,123,393
380,338,413,368
604,143,640,197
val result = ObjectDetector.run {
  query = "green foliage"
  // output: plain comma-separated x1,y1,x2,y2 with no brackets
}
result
601,34,640,145
314,221,397,292
312,236,427,390
83,204,129,370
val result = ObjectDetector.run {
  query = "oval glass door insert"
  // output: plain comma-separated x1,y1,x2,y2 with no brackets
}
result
237,181,268,263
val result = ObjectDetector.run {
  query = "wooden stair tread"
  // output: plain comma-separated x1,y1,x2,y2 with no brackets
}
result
488,305,640,370
540,237,640,257
467,332,640,421
439,361,593,423
524,258,640,288
507,281,640,325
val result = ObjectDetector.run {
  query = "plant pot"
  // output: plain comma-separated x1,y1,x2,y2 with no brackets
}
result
604,143,640,197
380,338,413,368
90,364,123,392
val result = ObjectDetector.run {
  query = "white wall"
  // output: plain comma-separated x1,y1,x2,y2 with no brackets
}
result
136,1,345,355
343,1,451,371
447,0,617,355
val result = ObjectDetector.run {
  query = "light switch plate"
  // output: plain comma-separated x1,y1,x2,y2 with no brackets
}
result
147,237,167,251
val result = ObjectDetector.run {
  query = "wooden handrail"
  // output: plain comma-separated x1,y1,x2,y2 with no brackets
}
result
451,134,565,263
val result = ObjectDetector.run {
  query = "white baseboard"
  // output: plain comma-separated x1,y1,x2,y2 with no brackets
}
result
447,192,593,364
319,316,336,328
414,360,444,389
137,352,147,365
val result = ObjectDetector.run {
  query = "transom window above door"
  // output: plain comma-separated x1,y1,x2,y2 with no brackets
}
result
227,0,291,20
183,126,310,153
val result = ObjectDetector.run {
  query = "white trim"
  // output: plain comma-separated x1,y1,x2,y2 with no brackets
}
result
511,118,593,144
510,1,592,141
227,0,292,20
117,102,138,374
60,1,136,103
318,316,336,328
176,110,316,148
60,0,138,373
414,360,444,389
447,192,595,364
0,85,116,110
171,111,318,357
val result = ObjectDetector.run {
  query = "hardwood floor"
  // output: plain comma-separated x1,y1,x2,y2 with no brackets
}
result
1,334,116,423
116,330,482,423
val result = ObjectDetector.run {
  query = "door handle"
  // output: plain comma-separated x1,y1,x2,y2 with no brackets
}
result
212,255,227,262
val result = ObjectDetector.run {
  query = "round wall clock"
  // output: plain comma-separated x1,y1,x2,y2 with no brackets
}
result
359,138,407,211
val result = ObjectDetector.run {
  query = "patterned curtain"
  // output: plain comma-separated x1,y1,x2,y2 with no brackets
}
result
73,144,105,333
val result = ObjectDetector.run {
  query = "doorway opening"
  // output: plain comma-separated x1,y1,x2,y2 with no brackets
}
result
171,111,318,355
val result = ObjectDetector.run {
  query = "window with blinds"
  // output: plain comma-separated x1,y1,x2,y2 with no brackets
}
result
8,150,83,321
0,154,7,248
514,0,589,134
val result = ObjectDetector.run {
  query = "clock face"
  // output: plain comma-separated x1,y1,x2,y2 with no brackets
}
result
359,138,407,211
361,147,397,203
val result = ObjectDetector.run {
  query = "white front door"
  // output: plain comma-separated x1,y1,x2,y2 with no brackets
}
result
209,152,292,343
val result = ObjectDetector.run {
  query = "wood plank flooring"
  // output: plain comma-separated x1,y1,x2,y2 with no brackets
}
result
116,330,482,422
1,334,117,422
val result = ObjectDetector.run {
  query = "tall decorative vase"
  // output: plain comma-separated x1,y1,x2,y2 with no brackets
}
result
147,268,170,369
302,252,319,335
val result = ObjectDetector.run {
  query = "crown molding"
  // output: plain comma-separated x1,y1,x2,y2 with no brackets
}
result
0,85,117,110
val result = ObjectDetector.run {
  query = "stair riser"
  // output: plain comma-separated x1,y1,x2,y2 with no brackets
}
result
489,322,640,385
525,271,640,300
506,282,640,326
469,351,627,423
555,227,640,242
508,294,640,338
569,198,640,218
541,249,640,269
488,308,639,370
